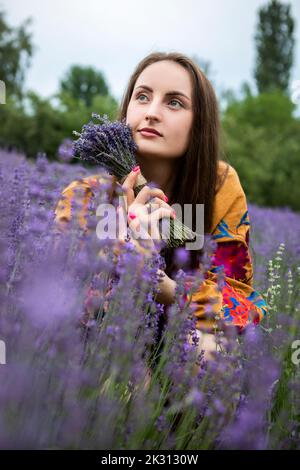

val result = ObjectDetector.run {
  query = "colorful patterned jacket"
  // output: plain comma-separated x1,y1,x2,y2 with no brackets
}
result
54,160,268,333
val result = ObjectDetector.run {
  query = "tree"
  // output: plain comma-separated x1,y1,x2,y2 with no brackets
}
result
254,0,295,94
0,89,119,160
59,65,110,107
221,91,300,210
0,9,34,100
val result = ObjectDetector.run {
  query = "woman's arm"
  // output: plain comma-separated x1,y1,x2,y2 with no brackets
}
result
155,269,177,305
188,166,268,333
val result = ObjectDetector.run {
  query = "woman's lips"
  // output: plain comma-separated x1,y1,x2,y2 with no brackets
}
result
139,130,161,138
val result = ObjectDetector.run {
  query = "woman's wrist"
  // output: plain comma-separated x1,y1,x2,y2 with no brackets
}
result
155,269,177,305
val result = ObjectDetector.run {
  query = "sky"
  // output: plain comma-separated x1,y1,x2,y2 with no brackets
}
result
1,0,300,108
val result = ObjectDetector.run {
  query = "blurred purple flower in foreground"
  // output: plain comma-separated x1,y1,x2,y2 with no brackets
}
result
57,138,74,163
0,148,299,450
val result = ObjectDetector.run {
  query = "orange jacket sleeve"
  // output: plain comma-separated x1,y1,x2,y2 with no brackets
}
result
53,173,150,263
54,175,107,231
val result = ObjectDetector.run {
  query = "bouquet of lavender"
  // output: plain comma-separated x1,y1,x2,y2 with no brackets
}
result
73,113,197,248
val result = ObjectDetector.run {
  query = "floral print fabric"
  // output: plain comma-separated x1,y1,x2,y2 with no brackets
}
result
187,162,268,332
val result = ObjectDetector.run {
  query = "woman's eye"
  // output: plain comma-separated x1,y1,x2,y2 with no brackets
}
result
169,99,183,108
136,94,183,108
136,93,148,102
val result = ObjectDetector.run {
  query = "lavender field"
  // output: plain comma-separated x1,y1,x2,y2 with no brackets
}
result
0,148,300,450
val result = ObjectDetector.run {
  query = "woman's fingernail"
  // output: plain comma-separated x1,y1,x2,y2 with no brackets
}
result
172,210,176,218
132,166,140,172
128,212,136,220
164,195,168,203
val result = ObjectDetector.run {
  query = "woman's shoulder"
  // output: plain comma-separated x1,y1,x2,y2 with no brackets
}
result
216,160,245,198
217,160,241,188
60,172,114,196
54,172,117,227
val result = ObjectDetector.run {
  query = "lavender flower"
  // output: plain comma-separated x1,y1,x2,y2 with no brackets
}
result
57,138,74,163
0,148,299,450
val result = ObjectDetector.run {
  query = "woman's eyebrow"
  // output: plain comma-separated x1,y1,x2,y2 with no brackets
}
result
135,85,191,101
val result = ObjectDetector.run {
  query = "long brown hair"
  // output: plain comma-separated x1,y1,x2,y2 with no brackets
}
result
117,52,229,277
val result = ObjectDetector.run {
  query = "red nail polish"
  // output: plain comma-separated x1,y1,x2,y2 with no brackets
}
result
132,166,140,172
128,212,136,220
164,195,168,203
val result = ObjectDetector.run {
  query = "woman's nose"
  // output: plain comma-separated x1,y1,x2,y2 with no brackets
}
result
144,100,162,121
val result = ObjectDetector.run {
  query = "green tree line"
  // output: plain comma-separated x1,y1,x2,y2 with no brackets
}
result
0,2,299,211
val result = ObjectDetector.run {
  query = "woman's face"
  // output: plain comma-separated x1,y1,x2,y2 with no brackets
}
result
126,60,193,161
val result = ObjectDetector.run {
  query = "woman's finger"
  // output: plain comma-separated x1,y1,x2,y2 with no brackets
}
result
134,186,168,205
130,220,151,241
148,208,175,240
128,212,142,235
121,167,141,209
145,196,173,213
151,207,175,221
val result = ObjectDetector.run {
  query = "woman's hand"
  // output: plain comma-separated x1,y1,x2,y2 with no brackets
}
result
155,268,177,305
117,166,176,257
113,167,178,306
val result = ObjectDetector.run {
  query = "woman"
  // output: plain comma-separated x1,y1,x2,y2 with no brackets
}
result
54,52,268,361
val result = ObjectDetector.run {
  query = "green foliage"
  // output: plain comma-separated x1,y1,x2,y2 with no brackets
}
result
0,8,119,159
0,10,34,99
59,64,110,107
221,90,300,211
254,0,295,94
0,91,119,159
